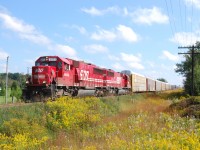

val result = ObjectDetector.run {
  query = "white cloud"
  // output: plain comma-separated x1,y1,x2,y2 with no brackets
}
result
129,62,144,70
0,13,34,33
64,36,76,42
108,55,120,61
123,8,129,16
81,6,168,26
117,25,138,42
83,44,108,54
0,49,9,60
132,7,169,25
111,62,125,70
91,29,116,42
120,52,141,63
81,7,103,16
110,52,144,71
146,61,155,68
0,64,6,73
162,50,179,61
91,25,139,43
54,44,77,58
0,11,77,57
0,12,51,46
173,65,177,70
72,25,87,34
120,52,144,70
19,34,51,46
81,6,121,16
185,0,200,9
64,24,87,35
170,32,200,46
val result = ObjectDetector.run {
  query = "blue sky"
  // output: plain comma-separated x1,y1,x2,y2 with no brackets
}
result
0,0,200,86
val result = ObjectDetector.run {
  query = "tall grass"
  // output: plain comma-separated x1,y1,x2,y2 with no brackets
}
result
50,94,199,149
0,91,199,149
0,103,48,149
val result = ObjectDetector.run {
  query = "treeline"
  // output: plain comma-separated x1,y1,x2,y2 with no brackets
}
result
0,73,28,99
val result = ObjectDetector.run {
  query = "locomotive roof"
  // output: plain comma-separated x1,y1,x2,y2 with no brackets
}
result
36,56,72,65
59,57,72,65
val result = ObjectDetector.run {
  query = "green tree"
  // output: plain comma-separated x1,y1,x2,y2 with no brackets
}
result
0,73,27,88
157,78,168,83
0,81,5,96
10,81,22,102
175,41,200,95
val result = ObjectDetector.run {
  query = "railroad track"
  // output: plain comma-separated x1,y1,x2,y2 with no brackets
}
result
0,102,38,108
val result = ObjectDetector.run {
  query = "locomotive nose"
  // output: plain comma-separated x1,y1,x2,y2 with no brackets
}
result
32,66,56,85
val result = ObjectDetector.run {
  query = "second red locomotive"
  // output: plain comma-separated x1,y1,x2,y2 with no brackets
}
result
23,56,131,101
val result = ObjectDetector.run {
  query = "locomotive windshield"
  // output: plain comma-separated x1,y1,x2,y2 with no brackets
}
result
35,61,57,67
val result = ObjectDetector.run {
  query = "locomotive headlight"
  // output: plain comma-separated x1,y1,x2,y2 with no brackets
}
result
43,81,46,84
26,81,29,84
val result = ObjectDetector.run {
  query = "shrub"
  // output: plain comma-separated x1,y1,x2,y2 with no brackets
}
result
169,97,200,118
0,118,48,149
45,97,104,132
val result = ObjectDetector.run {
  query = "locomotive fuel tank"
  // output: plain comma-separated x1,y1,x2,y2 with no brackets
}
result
76,89,96,97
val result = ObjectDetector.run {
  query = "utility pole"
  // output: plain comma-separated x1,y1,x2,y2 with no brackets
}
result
5,56,9,104
27,67,29,75
178,45,200,96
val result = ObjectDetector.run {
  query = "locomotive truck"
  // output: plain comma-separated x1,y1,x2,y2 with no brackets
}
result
23,56,131,101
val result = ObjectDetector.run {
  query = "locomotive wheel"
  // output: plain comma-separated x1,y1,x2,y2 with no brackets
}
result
95,90,104,97
31,93,42,102
22,89,31,103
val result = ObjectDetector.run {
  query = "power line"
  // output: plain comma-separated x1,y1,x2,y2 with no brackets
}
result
184,0,188,45
177,0,189,46
169,0,177,33
164,0,175,36
184,1,187,34
178,0,184,31
191,0,194,31
190,0,194,45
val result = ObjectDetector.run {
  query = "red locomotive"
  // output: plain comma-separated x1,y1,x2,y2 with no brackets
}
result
23,56,131,101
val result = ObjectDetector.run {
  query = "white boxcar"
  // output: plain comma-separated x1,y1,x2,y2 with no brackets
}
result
166,83,171,90
171,85,177,90
131,73,146,92
146,78,156,91
161,82,166,91
155,80,162,91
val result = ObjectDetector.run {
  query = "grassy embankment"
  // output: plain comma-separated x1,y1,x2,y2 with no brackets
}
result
0,89,199,149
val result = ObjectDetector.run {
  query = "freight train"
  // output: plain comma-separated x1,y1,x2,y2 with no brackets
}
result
22,56,176,102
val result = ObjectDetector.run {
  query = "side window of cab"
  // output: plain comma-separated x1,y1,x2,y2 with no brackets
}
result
58,62,62,69
64,63,70,71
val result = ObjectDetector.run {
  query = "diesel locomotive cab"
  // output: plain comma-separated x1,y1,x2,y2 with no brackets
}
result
23,56,60,101
32,58,57,85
